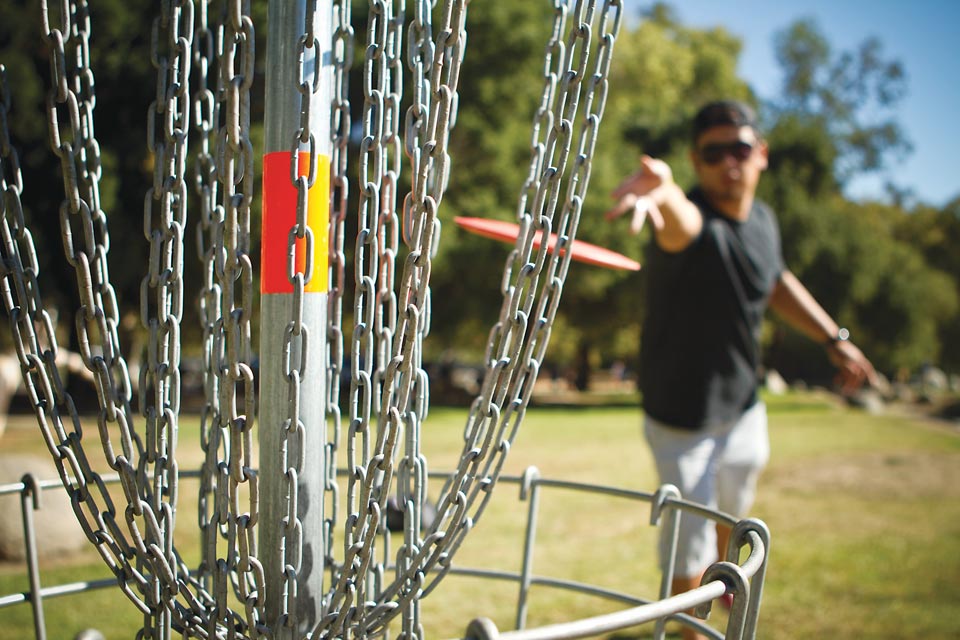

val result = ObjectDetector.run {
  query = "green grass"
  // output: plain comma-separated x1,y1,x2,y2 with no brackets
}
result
1,391,959,639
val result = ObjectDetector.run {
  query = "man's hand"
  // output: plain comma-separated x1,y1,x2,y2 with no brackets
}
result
604,155,673,234
828,340,881,395
605,156,702,252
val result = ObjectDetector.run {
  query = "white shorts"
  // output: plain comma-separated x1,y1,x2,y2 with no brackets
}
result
644,401,770,578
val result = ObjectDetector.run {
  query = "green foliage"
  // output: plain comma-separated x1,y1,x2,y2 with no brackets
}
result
761,113,839,206
893,198,960,371
770,17,911,182
766,189,959,376
758,17,959,378
1,2,957,380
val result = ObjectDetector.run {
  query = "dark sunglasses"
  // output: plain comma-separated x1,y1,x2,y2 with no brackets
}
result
697,140,754,165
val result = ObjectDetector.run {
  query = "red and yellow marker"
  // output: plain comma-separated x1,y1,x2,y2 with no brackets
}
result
261,151,330,294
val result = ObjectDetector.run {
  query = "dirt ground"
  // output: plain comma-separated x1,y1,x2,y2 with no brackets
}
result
766,448,960,499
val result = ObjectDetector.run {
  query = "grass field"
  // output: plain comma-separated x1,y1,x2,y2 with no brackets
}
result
0,390,958,639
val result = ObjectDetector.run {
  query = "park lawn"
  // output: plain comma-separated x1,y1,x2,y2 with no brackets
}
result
0,390,958,639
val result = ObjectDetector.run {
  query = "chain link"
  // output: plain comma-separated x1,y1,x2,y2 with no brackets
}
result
400,0,623,609
324,0,398,634
140,2,195,634
325,0,354,623
212,0,260,635
19,1,196,634
192,0,226,616
275,0,325,631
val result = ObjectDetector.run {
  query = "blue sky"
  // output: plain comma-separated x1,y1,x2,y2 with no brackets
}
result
621,1,960,207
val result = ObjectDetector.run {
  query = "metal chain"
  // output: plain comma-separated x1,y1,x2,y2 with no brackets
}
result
325,0,354,620
331,1,473,637
276,0,323,631
324,0,610,636
322,0,398,635
389,2,465,636
408,0,623,604
369,1,406,635
33,2,251,637
374,6,404,632
455,0,623,543
191,0,229,622
373,0,468,616
36,0,177,624
140,1,195,635
3,48,132,617
30,1,261,638
210,0,260,636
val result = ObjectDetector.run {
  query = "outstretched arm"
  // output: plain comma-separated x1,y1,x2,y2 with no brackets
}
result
604,155,703,252
769,270,879,393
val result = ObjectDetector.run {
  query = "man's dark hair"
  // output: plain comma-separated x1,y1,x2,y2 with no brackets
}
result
691,100,759,143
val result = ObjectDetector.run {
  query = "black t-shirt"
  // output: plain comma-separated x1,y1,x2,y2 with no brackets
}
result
640,188,785,430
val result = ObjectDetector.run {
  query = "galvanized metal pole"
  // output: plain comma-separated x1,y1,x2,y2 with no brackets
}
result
261,1,332,634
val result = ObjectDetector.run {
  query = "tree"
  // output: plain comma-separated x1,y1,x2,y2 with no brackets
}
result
765,195,958,380
1,2,270,356
432,1,755,386
1,0,157,351
893,197,960,373
770,17,911,185
756,18,960,380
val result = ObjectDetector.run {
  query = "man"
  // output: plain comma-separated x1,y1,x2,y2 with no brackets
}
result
605,100,876,639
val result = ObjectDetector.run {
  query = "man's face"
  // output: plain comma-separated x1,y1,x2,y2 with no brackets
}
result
690,125,768,210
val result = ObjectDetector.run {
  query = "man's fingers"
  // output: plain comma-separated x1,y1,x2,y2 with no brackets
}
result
610,171,644,200
647,198,665,231
640,155,673,181
835,345,881,395
828,342,877,395
837,366,864,395
605,193,637,221
630,199,648,234
631,196,664,234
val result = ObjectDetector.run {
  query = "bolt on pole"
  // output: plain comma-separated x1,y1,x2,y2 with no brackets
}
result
261,1,333,634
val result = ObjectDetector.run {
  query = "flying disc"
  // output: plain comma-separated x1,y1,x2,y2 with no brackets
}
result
453,216,640,271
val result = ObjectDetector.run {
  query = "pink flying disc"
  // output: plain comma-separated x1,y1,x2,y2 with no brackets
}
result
454,216,640,271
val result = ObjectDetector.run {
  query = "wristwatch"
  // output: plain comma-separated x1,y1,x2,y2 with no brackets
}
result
826,327,850,345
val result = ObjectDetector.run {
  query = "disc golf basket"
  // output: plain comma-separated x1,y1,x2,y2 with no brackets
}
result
0,1,769,639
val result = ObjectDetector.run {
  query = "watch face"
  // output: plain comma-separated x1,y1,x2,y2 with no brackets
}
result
837,328,850,342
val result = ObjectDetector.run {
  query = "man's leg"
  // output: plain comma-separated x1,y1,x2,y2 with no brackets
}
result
644,415,723,640
715,402,770,609
670,573,710,640
716,402,770,525
716,522,732,562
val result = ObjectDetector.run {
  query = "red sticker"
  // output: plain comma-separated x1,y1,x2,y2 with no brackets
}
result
261,151,330,294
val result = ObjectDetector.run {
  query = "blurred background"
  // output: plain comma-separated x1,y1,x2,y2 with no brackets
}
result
1,1,957,409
